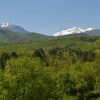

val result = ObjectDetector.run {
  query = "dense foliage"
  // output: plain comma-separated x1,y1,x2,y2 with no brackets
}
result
0,36,100,100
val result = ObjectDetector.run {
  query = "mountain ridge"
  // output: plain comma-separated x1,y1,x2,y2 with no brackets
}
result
0,29,51,43
0,23,100,43
53,27,95,36
0,23,29,33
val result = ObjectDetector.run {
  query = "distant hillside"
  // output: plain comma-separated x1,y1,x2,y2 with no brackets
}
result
0,29,51,43
84,29,100,36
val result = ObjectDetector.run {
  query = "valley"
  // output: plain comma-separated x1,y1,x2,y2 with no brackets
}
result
0,33,100,99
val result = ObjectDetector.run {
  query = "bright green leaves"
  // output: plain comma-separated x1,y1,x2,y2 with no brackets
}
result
0,57,58,100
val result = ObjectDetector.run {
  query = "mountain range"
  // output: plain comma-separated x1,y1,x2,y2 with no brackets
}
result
53,27,100,36
0,23,51,42
0,23,100,43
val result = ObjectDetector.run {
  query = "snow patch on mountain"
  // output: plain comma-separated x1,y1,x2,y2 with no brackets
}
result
53,27,94,36
85,28,93,31
1,23,10,27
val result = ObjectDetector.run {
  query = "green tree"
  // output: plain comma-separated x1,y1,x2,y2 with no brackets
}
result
11,52,18,58
33,48,46,61
0,53,10,69
49,47,63,56
0,57,59,100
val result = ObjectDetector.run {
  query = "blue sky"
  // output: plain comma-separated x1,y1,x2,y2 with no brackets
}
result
0,0,100,35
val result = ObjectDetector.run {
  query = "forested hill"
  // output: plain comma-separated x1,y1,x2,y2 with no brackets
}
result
0,29,51,42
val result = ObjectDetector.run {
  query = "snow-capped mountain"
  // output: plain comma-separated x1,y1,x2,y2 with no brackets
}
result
53,27,94,36
0,23,29,33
